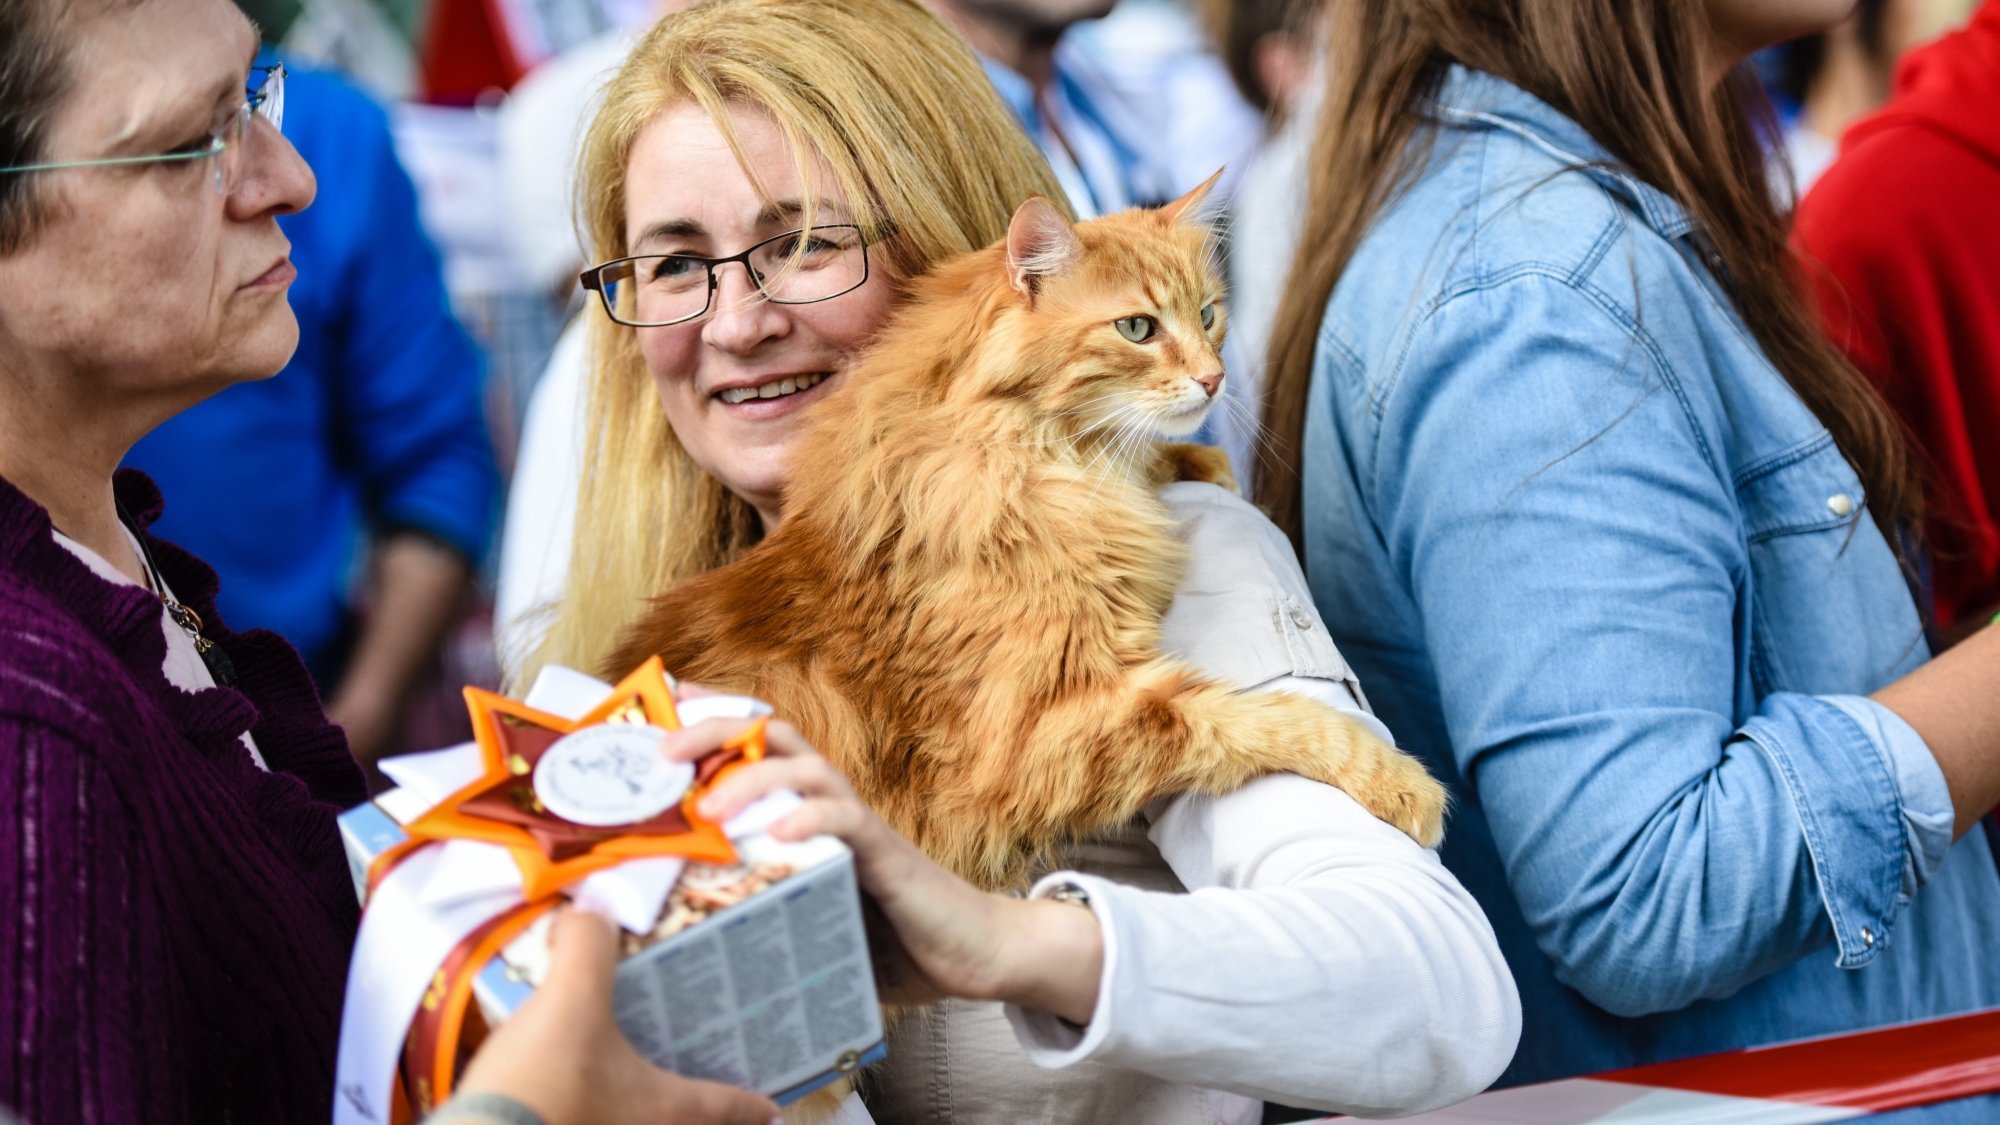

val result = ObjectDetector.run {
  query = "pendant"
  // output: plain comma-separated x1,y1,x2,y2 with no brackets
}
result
198,641,238,688
166,601,237,688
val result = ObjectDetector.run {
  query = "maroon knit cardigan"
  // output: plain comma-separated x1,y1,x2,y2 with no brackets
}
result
0,470,366,1124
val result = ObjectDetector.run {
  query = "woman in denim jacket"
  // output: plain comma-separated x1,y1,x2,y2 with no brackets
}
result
1256,0,2000,1116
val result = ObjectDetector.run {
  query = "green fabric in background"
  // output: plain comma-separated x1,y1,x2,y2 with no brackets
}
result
232,0,430,47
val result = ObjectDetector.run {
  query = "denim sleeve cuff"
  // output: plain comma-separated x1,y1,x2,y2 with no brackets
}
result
1823,695,1954,899
1737,692,1920,968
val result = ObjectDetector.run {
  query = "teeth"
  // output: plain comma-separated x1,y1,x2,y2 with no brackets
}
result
719,372,825,404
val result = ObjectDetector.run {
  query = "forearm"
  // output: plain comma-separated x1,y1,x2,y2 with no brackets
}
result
1873,617,2000,837
328,532,470,764
1008,778,1518,1114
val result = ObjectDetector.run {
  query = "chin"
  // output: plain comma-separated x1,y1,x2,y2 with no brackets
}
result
227,315,302,384
1151,405,1214,439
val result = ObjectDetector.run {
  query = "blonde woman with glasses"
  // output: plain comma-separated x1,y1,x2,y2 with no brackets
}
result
526,0,1519,1120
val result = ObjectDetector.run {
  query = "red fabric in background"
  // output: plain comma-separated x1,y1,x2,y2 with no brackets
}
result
1793,1,2000,628
419,0,523,104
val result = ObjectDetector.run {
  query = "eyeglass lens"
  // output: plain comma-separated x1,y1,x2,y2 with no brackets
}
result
213,67,285,195
596,226,868,327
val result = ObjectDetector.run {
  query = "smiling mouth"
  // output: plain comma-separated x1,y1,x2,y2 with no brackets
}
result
716,372,828,404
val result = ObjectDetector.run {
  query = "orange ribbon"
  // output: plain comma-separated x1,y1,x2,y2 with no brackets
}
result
367,657,769,1115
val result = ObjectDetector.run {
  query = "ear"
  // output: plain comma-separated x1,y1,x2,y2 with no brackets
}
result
1006,197,1083,294
1157,168,1225,226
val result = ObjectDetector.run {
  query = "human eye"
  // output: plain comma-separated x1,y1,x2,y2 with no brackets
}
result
775,228,851,265
161,127,220,159
764,233,818,261
645,255,706,287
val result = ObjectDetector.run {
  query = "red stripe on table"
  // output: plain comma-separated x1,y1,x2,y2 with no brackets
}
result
1595,1007,2000,1113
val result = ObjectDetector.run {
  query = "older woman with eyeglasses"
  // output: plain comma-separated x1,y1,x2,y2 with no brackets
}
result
0,2,786,1124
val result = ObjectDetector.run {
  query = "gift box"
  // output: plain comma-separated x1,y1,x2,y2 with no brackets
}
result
332,662,885,1125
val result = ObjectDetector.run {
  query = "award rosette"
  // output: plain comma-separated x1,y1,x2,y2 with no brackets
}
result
332,658,885,1125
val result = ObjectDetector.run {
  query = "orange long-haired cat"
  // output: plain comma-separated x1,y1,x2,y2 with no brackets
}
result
608,182,1445,889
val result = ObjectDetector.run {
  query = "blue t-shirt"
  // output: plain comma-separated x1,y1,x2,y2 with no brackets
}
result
127,61,495,684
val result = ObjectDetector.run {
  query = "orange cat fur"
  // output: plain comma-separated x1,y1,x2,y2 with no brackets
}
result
608,184,1445,889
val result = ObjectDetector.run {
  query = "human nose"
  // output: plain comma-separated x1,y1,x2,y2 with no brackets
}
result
701,259,790,354
226,116,315,221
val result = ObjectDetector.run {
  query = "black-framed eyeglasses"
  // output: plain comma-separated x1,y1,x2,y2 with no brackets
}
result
0,64,285,196
581,224,873,328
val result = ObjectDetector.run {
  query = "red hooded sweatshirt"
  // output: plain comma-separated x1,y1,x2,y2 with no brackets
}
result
1794,1,2000,628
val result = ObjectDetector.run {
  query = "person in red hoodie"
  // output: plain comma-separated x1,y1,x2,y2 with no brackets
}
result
1795,0,2000,644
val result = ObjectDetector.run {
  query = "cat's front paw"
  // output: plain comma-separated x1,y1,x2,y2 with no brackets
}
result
1154,442,1239,494
1365,748,1449,849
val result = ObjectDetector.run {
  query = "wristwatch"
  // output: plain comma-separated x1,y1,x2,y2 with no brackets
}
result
1045,882,1092,910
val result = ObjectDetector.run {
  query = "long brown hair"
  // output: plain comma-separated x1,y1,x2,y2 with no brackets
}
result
1254,0,1916,549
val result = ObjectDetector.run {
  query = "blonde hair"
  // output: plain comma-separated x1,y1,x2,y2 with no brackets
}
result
519,0,1067,685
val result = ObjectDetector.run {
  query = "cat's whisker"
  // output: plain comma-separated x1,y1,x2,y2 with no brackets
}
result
1074,406,1150,483
1219,387,1267,439
1083,412,1156,506
1049,405,1149,506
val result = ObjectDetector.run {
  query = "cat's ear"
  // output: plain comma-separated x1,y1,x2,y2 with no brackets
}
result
1006,197,1083,294
1157,168,1225,227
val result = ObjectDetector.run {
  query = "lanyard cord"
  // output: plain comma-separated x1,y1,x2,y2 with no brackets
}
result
112,500,238,687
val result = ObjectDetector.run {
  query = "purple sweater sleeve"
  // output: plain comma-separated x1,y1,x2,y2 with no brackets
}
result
0,717,183,1125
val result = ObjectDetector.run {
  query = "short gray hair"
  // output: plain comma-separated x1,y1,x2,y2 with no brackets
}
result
0,0,147,254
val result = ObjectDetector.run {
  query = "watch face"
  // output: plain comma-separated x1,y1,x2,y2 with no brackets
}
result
533,724,695,827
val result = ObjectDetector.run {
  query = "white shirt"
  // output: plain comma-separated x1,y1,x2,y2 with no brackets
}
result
995,484,1519,1117
53,528,269,771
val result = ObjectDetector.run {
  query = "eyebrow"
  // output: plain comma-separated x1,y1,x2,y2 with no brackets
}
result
110,63,243,154
629,199,847,252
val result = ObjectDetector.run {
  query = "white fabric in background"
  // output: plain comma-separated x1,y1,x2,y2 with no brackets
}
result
494,316,588,678
1212,52,1322,488
496,31,639,293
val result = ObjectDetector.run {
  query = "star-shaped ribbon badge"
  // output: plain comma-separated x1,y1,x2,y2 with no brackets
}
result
374,657,764,902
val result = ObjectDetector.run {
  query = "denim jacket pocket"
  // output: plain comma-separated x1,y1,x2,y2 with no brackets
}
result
1736,433,1923,699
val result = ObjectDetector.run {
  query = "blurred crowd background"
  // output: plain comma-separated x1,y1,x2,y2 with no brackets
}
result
142,0,1988,781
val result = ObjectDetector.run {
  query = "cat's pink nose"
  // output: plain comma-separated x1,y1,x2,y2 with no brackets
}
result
1192,372,1223,399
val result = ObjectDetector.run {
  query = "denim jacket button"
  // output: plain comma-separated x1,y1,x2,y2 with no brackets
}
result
1861,926,1875,947
1827,493,1855,517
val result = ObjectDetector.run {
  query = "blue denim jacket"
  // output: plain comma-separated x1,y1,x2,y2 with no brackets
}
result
1301,68,2000,1097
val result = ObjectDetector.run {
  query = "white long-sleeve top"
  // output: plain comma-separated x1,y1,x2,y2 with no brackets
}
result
859,483,1520,1124
1012,744,1519,1116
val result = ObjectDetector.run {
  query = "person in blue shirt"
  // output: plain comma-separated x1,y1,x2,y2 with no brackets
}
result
1251,0,2000,1117
127,57,496,768
927,0,1259,218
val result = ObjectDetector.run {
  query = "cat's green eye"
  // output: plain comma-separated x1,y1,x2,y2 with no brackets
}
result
1115,315,1155,343
1200,302,1216,330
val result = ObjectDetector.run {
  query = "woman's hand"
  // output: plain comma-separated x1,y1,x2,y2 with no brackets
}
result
454,907,780,1125
663,709,1105,1025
